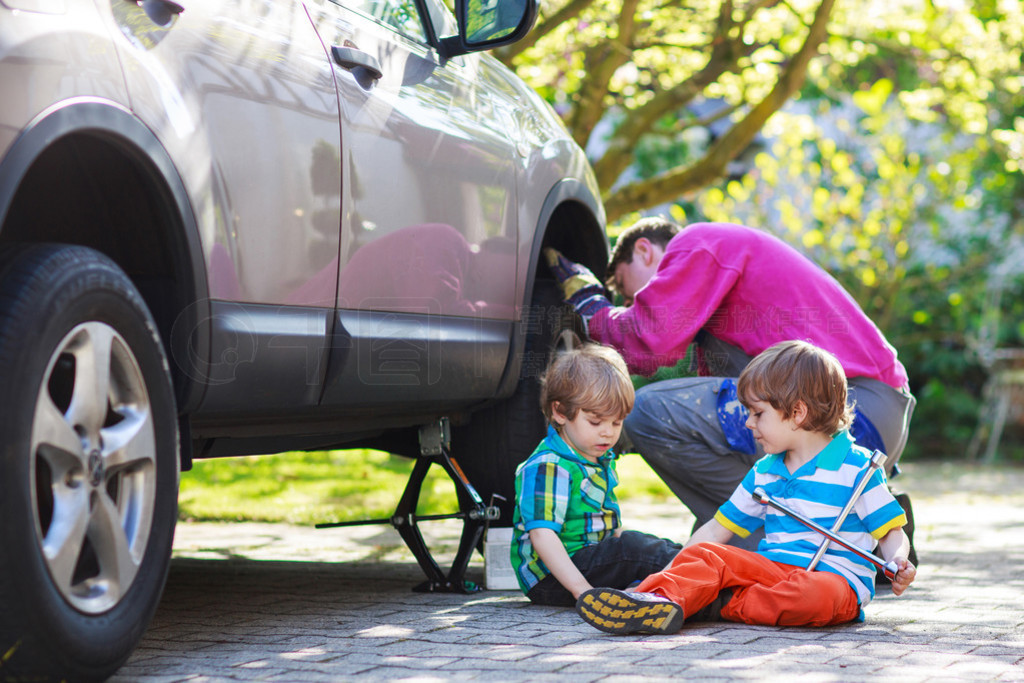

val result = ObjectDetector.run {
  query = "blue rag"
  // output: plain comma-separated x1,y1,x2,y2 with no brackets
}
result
716,378,889,459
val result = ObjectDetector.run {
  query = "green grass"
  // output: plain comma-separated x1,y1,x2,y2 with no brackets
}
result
616,453,678,499
178,449,674,525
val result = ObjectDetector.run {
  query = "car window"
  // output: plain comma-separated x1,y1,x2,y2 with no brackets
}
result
336,0,428,42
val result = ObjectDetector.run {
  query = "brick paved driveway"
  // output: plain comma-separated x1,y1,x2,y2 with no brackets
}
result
112,463,1024,681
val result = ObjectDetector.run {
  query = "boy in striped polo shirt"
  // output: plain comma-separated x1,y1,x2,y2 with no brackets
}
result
576,340,917,633
512,343,683,606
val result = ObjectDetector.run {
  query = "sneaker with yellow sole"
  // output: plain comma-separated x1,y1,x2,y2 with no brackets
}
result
575,588,684,635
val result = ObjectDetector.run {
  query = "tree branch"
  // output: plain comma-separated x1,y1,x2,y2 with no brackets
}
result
564,0,644,147
602,0,837,222
495,0,598,65
592,1,758,189
673,102,742,133
591,52,746,188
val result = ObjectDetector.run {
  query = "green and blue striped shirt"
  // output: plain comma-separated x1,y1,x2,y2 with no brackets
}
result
511,425,621,593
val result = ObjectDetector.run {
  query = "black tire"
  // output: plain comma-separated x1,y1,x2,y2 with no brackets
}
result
0,244,179,682
453,279,583,524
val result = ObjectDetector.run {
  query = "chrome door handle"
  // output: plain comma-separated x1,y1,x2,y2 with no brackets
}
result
331,46,383,82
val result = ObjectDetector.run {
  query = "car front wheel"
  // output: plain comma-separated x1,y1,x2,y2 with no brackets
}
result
453,279,583,524
0,244,178,682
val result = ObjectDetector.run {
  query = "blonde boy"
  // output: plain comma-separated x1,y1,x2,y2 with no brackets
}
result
576,340,916,633
512,343,682,606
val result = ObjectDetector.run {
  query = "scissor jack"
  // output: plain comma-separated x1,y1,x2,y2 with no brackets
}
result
316,418,500,593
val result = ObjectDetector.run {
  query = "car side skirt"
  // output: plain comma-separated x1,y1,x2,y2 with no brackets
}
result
190,301,511,443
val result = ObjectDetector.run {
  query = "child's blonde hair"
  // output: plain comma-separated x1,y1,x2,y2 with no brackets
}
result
541,343,634,422
737,340,852,434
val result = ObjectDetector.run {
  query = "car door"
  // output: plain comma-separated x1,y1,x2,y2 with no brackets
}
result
110,0,344,412
307,0,521,406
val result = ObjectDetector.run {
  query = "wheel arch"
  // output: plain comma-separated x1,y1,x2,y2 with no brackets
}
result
495,178,608,399
0,98,211,417
529,179,610,284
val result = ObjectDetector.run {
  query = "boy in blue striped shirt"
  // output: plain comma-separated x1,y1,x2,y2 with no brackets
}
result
576,340,917,634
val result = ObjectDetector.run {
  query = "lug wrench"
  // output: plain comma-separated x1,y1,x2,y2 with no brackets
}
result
806,449,888,571
751,487,899,580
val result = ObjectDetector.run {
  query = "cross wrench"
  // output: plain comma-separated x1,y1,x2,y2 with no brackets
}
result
751,488,899,580
806,449,888,571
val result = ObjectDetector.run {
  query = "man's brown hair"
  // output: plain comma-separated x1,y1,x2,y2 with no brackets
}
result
541,343,635,422
737,340,853,434
606,216,681,293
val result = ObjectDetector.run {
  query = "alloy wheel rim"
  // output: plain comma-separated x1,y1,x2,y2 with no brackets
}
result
30,322,157,614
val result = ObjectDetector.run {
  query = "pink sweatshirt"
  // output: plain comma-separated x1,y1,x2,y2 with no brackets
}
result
588,223,909,388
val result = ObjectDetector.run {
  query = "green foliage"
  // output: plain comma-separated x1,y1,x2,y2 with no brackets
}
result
178,450,457,524
569,0,1023,460
178,448,674,523
503,0,837,219
631,356,694,390
633,127,697,181
616,453,676,499
669,74,1024,459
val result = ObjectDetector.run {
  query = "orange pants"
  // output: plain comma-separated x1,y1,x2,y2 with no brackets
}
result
636,542,860,627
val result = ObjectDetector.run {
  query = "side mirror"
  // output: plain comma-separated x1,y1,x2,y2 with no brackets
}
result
440,0,538,59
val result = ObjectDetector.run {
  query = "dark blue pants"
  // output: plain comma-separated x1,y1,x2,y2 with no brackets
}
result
525,530,682,607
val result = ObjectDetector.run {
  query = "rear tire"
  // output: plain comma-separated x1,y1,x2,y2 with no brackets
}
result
453,279,583,524
0,244,179,682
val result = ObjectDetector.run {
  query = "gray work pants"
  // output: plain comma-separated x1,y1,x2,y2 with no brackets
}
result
624,377,765,551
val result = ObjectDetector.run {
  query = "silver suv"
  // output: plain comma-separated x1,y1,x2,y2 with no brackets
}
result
0,0,606,679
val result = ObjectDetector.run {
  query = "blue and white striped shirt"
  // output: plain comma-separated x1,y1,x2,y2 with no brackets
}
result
716,431,907,608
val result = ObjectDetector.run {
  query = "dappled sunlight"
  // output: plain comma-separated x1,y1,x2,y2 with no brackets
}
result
356,624,417,638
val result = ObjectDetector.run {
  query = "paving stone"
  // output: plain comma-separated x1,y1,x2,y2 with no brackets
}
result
117,463,1024,681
